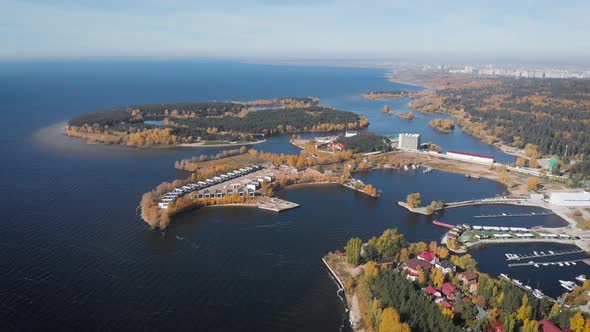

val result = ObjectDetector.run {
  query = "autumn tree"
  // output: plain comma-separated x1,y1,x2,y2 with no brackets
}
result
346,237,363,266
570,312,586,332
406,192,422,208
526,177,540,191
430,267,445,287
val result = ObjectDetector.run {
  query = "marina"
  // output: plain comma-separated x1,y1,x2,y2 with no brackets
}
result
505,248,585,261
498,274,557,302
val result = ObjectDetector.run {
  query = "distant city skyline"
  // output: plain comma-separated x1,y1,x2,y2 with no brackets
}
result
2,0,590,64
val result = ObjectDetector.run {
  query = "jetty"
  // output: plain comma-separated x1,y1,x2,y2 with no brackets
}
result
474,211,553,218
505,248,585,261
508,258,590,268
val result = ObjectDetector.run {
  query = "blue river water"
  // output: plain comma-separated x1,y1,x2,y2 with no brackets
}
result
0,60,584,331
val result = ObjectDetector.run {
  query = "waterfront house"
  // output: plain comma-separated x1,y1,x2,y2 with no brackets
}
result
404,259,432,281
246,182,260,191
417,251,437,264
435,260,456,275
459,271,478,293
441,282,459,300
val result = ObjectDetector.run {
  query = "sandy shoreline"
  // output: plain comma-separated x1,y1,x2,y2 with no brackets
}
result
177,140,266,148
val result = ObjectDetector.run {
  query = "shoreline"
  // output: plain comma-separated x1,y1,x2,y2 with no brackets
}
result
177,140,266,148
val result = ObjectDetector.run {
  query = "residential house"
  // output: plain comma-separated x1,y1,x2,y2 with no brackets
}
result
423,285,441,298
417,251,437,265
435,260,455,275
440,282,459,300
460,271,479,293
404,259,432,281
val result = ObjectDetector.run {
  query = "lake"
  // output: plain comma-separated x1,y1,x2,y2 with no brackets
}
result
0,60,579,331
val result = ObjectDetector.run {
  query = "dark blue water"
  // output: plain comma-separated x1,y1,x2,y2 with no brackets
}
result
0,60,564,331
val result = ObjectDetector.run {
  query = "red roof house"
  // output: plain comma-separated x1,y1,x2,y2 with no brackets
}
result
538,320,568,332
440,300,454,310
490,321,504,332
423,285,441,297
404,259,432,281
417,251,437,264
441,282,459,299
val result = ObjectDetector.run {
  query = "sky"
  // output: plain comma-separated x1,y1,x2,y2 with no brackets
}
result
1,0,590,63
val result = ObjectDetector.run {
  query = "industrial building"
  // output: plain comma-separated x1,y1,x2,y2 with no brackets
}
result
549,191,590,207
446,150,495,164
398,133,421,150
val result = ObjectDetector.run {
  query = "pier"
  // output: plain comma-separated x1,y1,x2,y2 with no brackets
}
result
508,258,590,268
444,197,525,209
506,248,585,261
474,211,553,218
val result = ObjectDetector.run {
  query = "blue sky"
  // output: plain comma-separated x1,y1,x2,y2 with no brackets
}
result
1,0,589,62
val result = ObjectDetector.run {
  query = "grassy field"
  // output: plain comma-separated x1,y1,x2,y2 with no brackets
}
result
196,153,264,169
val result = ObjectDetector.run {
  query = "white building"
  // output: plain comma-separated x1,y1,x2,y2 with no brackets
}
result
345,131,358,137
398,133,421,150
446,150,494,165
549,191,590,207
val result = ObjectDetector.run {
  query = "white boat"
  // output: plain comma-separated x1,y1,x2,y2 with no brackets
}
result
564,262,571,266
558,262,564,267
560,283,575,291
502,213,507,216
532,289,544,299
500,273,509,280
548,251,555,254
534,251,539,256
403,165,409,171
513,279,522,286
534,264,539,268
423,167,432,173
571,262,576,266
540,252,545,255
543,263,549,266
524,285,532,290
575,275,587,282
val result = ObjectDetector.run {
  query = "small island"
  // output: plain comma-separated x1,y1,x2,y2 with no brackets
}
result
396,111,415,119
428,118,455,132
65,97,369,147
361,90,415,100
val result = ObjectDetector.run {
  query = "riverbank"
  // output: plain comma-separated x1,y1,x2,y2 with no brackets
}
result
323,252,364,332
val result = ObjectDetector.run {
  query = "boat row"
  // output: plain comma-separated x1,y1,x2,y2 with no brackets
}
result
499,274,545,299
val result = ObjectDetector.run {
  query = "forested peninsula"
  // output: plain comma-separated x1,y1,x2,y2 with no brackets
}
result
65,97,369,146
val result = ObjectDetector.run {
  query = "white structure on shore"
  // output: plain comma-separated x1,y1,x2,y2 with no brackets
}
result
345,131,358,137
549,191,590,207
446,150,494,165
398,133,421,150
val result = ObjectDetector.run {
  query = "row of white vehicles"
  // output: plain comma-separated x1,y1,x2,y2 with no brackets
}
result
158,165,262,209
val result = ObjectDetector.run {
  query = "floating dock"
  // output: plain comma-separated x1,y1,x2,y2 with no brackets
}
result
508,258,590,268
474,211,554,218
505,248,585,261
432,220,456,229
